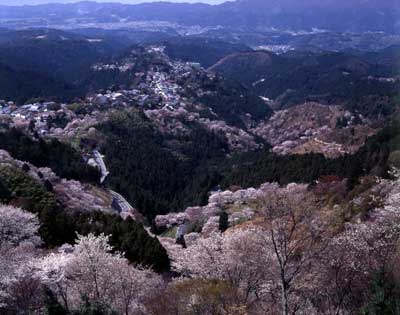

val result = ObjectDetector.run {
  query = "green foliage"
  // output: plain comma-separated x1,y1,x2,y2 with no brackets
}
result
0,62,77,104
0,128,100,183
47,103,62,111
96,108,395,223
214,50,400,118
0,178,11,202
0,165,73,247
0,166,57,214
44,179,54,192
389,150,400,169
185,219,204,234
0,30,128,104
98,109,227,220
47,113,71,129
336,116,348,128
72,298,117,315
44,293,117,315
346,94,398,119
221,150,357,188
43,287,69,315
361,273,400,315
164,37,250,68
197,77,272,128
176,235,186,248
67,103,91,115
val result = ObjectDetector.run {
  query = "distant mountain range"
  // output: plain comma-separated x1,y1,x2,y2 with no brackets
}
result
0,0,399,34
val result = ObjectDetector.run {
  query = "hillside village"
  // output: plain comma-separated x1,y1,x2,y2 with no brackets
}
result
1,1,400,312
0,45,379,160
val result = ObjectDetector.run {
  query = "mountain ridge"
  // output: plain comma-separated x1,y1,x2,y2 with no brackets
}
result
0,0,398,33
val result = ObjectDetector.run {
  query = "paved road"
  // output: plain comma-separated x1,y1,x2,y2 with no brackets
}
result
93,150,110,184
110,190,134,214
92,150,136,216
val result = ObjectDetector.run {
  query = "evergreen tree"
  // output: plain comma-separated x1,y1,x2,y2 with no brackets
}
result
219,211,229,232
22,163,30,172
73,297,116,315
43,288,69,315
176,234,187,248
0,179,11,202
44,179,54,192
362,273,400,315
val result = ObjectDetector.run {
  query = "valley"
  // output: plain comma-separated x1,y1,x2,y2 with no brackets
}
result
0,2,400,314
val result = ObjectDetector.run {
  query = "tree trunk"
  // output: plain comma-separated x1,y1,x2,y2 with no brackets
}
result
281,279,289,315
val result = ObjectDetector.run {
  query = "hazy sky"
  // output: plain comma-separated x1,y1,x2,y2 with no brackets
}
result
0,0,226,4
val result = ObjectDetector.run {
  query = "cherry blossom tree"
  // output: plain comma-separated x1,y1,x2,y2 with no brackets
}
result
171,184,327,315
35,251,71,310
108,259,163,315
259,183,327,315
0,204,41,247
36,233,162,315
171,227,277,312
0,205,42,312
312,214,400,315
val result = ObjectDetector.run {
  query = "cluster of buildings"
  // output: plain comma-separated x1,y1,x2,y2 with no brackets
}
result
0,100,16,116
0,45,218,142
88,47,205,111
0,100,67,135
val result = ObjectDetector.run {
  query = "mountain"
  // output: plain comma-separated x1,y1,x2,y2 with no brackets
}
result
0,62,76,103
210,49,400,117
217,0,399,32
0,29,126,84
163,37,251,68
360,45,400,74
0,29,134,103
0,0,398,34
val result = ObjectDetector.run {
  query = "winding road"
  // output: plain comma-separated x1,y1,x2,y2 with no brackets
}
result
92,150,135,214
110,190,135,214
93,150,110,184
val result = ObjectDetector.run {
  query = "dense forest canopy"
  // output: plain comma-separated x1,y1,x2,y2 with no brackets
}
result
98,109,227,220
91,109,395,222
0,128,100,182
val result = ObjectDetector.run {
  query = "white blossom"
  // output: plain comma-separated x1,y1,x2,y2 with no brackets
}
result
0,204,40,247
35,233,162,315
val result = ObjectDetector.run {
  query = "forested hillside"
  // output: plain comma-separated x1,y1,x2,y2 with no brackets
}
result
0,128,100,182
163,37,251,68
211,49,400,117
91,109,395,221
0,29,128,103
98,110,227,220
